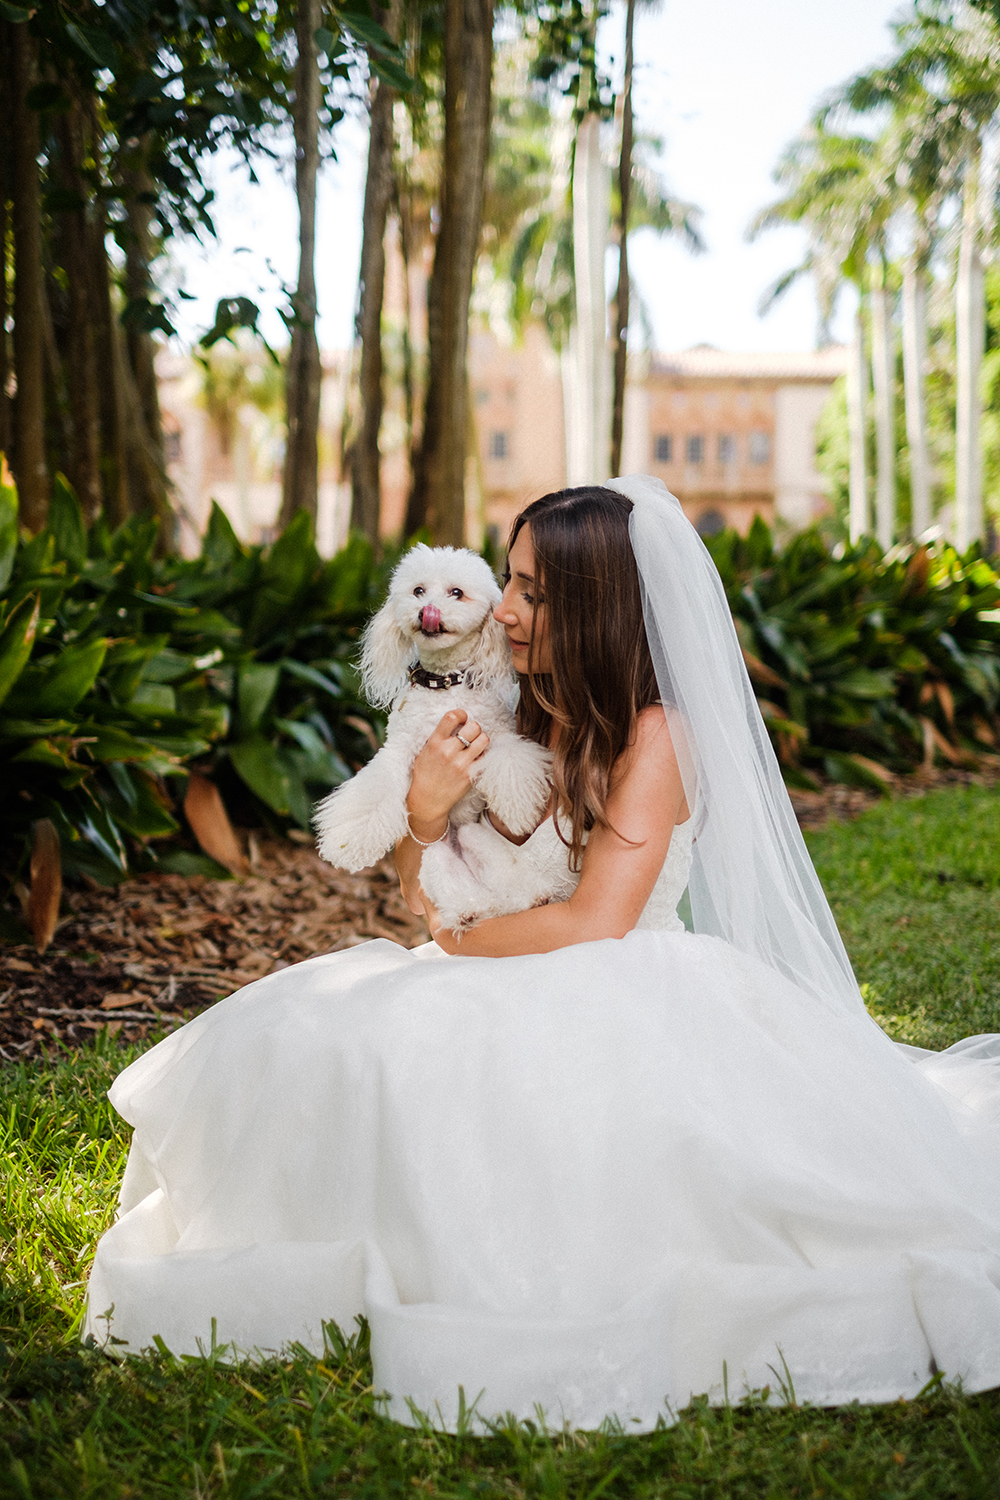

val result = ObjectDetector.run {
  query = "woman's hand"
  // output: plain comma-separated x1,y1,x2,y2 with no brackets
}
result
405,709,489,843
394,710,489,915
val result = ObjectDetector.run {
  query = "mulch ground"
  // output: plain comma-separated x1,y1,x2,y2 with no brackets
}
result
2,763,999,1064
0,833,429,1064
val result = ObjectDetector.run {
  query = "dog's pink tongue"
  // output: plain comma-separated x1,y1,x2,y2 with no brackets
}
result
421,602,441,633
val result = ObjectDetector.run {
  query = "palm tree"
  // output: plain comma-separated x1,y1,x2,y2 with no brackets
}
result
752,127,895,543
849,2,1000,547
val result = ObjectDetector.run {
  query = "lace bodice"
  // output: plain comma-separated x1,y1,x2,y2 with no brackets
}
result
508,815,693,933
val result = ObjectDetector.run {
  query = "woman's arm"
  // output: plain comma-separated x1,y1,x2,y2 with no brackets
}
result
394,708,489,914
426,707,688,956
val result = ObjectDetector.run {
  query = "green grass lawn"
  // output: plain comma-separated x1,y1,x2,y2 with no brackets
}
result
3,786,1000,1497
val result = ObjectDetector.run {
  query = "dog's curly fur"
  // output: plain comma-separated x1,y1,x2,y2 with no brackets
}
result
314,546,553,916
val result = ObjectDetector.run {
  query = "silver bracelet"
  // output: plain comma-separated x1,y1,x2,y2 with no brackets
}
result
406,813,448,848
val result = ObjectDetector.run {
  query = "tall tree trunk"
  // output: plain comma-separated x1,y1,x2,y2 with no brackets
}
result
55,100,102,521
82,97,129,528
280,0,322,528
901,252,932,538
0,24,12,466
955,157,984,552
847,296,868,543
351,23,399,543
10,21,48,529
610,0,635,480
121,161,171,537
566,112,610,486
869,272,895,550
41,264,73,469
409,0,494,545
397,202,417,487
123,165,167,464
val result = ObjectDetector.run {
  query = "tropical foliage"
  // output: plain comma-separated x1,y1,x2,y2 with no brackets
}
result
708,518,1000,791
5,452,1000,907
0,470,387,890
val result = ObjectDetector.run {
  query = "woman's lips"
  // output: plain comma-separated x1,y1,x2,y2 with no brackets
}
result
507,637,528,650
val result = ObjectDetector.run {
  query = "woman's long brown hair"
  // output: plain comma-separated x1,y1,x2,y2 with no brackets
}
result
508,485,660,867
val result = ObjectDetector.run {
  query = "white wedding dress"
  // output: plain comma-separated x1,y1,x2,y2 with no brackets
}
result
86,812,1000,1431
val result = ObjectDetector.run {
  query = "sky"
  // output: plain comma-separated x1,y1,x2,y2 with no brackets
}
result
165,0,908,357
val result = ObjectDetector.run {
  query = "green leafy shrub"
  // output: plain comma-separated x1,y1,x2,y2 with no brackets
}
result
706,518,1000,790
0,472,389,889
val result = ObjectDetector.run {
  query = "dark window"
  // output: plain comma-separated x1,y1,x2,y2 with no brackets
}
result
489,431,509,460
749,430,771,464
654,434,673,463
696,509,726,537
686,435,704,464
718,434,736,464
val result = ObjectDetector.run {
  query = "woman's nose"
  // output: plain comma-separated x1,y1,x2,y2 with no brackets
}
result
494,593,517,625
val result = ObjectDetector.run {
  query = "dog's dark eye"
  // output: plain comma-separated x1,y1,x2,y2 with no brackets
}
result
448,588,464,599
413,587,425,597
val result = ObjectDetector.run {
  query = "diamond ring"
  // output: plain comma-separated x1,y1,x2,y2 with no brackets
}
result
456,734,471,748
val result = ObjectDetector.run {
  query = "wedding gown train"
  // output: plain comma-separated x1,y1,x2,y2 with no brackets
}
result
85,817,1000,1431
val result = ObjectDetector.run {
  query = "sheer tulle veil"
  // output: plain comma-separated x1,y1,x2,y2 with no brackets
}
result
608,474,865,1019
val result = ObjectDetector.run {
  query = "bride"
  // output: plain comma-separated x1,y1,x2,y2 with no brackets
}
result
86,475,1000,1432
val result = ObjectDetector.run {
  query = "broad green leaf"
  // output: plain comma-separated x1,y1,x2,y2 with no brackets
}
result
0,717,75,739
77,723,162,762
202,502,246,574
320,532,376,613
48,474,87,570
283,758,313,829
230,734,291,815
131,683,177,712
123,733,209,759
276,717,330,760
142,648,199,682
15,529,55,581
0,593,40,708
836,668,896,700
247,512,317,643
105,764,179,839
371,55,417,92
276,718,349,785
281,658,342,698
5,637,107,716
154,849,232,880
0,464,17,594
79,803,129,872
823,752,892,797
66,20,119,69
11,737,81,769
238,661,281,732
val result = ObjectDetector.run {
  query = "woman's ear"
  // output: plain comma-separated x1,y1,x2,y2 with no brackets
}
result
360,604,414,707
465,609,515,689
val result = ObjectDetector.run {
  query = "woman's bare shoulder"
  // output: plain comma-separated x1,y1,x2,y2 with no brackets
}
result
631,704,678,760
609,705,687,825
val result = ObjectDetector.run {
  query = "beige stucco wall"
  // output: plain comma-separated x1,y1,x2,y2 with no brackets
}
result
774,383,834,530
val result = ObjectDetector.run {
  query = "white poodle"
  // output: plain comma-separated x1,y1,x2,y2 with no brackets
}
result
314,544,555,927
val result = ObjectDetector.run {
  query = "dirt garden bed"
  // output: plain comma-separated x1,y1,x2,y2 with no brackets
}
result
0,834,429,1063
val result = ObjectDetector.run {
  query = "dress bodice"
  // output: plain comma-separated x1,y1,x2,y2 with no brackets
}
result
510,814,693,932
